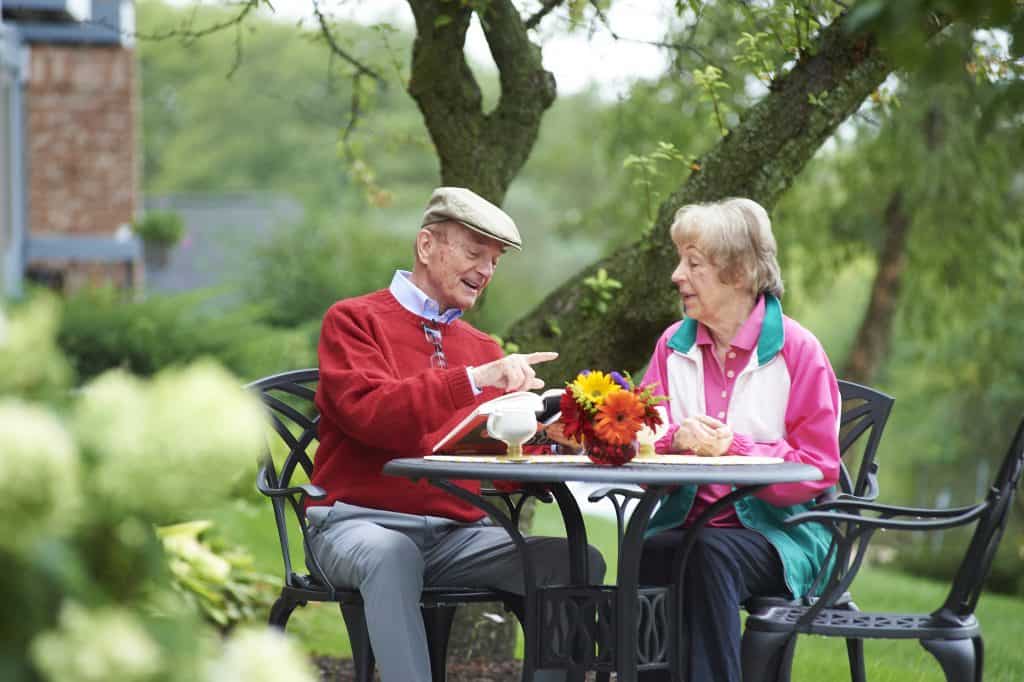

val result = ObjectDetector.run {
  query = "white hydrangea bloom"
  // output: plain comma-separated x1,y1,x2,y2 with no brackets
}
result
75,369,150,468
76,362,266,523
30,603,163,682
0,295,72,398
204,627,316,682
0,401,80,552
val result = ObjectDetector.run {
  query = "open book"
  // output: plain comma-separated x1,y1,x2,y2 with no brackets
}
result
431,388,564,454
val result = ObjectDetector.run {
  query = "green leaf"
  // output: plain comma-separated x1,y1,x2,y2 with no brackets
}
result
434,14,453,28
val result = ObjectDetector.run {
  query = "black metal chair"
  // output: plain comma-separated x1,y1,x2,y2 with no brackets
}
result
587,379,894,680
742,416,1024,682
249,369,544,682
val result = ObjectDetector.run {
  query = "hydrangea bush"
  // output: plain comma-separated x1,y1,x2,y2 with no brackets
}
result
75,363,265,523
0,298,314,682
0,401,80,551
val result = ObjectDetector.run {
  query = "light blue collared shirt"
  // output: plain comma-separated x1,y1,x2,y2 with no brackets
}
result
389,270,464,324
388,270,481,394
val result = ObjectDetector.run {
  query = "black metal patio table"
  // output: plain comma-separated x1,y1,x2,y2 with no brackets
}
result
383,456,822,682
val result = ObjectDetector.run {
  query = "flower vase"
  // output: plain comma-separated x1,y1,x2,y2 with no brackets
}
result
584,437,639,467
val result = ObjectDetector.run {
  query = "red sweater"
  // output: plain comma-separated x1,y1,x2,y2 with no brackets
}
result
310,289,506,521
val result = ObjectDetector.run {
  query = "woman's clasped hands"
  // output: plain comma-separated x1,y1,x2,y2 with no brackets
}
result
673,414,734,456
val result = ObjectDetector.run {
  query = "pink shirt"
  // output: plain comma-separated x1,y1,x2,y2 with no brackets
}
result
685,297,765,527
642,296,841,528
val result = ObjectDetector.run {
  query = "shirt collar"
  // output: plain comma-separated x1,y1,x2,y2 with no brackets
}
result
669,294,784,366
389,270,464,324
694,295,765,351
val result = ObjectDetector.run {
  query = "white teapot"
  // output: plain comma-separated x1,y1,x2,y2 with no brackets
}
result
486,408,537,461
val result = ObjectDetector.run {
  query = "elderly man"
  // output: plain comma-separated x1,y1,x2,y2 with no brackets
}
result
307,187,605,682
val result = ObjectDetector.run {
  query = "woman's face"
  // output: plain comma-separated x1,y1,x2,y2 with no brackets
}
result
670,241,736,323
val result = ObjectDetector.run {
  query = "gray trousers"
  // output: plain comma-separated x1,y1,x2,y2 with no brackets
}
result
307,502,606,682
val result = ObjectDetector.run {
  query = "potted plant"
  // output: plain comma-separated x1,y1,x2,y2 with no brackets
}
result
133,210,185,269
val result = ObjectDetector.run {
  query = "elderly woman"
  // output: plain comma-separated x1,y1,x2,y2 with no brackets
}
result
638,198,841,682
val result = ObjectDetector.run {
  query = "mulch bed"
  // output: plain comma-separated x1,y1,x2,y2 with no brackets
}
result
313,656,609,681
313,656,524,681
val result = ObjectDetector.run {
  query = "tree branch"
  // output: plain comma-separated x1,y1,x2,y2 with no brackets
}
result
311,0,386,85
506,10,948,381
587,0,717,70
128,0,259,42
524,0,566,30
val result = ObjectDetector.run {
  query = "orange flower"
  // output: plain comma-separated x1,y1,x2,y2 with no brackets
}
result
594,391,646,445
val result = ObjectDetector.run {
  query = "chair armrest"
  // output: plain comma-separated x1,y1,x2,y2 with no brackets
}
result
256,466,326,500
810,497,981,519
851,474,880,502
786,501,987,532
587,486,644,503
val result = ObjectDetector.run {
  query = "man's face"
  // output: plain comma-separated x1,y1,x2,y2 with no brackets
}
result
418,223,507,311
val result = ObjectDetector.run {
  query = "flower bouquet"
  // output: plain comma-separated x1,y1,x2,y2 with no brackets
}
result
559,370,666,466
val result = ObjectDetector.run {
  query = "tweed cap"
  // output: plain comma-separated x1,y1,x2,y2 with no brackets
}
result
421,187,522,250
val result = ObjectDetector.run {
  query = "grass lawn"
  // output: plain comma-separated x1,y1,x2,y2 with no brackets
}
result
207,496,1024,680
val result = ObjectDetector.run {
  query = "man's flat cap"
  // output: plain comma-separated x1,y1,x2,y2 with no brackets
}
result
421,187,522,250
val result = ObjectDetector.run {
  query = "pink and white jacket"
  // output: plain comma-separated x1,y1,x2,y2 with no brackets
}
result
641,294,842,597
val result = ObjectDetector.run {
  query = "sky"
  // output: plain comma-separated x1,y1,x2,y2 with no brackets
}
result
262,0,675,97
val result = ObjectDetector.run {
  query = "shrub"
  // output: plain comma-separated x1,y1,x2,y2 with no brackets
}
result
58,288,316,382
890,530,1024,598
157,521,276,631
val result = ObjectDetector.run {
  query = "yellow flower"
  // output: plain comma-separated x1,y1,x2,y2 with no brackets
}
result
571,371,621,407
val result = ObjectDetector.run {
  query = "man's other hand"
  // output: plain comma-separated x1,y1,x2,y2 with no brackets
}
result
471,352,558,392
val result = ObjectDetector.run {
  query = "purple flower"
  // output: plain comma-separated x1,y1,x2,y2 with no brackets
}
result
610,371,630,390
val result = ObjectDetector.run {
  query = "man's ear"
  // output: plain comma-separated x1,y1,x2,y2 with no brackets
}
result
415,228,435,265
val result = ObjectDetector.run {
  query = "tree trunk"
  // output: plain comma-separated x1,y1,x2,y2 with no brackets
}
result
843,191,910,384
843,101,945,384
406,0,556,205
506,14,904,381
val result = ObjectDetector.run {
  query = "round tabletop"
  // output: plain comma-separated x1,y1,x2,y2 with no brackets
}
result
383,457,823,487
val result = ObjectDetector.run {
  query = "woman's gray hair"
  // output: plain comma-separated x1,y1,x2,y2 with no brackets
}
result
669,197,784,299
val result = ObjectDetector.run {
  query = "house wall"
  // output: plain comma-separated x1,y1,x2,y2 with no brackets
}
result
26,43,136,236
25,42,138,290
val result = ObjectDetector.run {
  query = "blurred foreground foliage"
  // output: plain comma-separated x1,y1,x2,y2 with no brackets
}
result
158,521,277,631
0,295,315,682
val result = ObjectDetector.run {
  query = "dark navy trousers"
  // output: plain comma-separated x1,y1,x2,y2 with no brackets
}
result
638,527,788,682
